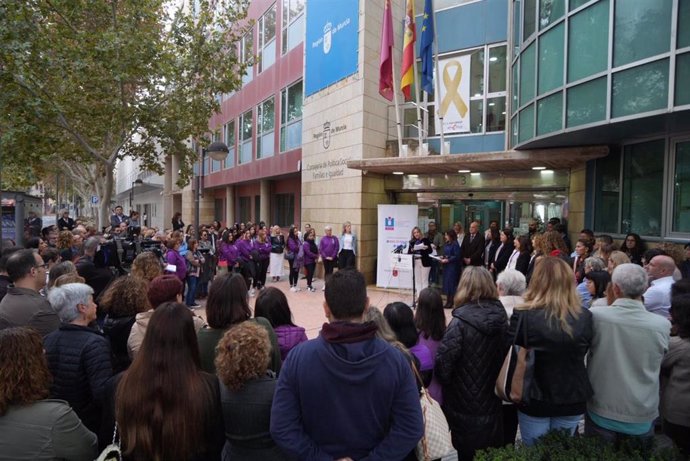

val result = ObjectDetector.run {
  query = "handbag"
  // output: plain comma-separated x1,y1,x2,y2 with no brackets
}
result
96,422,121,461
495,312,534,404
412,363,454,461
285,251,295,261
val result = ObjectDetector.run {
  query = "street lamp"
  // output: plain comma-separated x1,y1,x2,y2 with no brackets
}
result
129,178,143,212
195,141,229,233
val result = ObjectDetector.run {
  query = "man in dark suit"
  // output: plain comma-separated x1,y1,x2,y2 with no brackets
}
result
57,210,76,231
462,221,485,266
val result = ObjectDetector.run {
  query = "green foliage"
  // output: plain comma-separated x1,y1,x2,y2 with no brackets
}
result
474,430,683,461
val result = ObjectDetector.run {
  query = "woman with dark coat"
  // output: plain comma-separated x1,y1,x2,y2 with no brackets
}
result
172,212,185,232
408,226,432,296
621,232,645,266
440,229,461,309
490,228,514,278
302,229,319,292
508,256,593,446
435,266,508,460
507,235,532,276
286,227,301,291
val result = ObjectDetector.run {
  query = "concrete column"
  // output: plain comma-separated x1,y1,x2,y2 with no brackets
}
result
260,180,271,224
225,186,235,226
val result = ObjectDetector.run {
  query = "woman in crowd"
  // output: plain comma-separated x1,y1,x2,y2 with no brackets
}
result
172,211,185,232
198,229,216,298
47,260,78,290
541,230,570,261
484,228,500,270
607,250,631,275
0,327,98,460
507,235,532,276
338,221,357,270
585,270,611,308
165,238,187,283
453,222,465,253
571,238,594,283
414,287,446,403
576,256,607,309
491,228,514,278
496,269,527,446
286,226,302,292
236,229,256,296
216,322,289,460
197,273,281,374
302,229,319,292
254,287,307,360
269,226,285,283
408,226,432,296
101,276,151,374
440,229,461,308
435,266,508,459
185,238,204,309
44,283,112,436
128,274,205,358
217,230,239,276
385,302,433,382
130,251,163,283
56,230,76,262
319,225,339,286
108,302,224,461
508,257,593,446
254,227,272,292
661,294,690,457
526,233,544,285
621,232,645,266
185,224,196,243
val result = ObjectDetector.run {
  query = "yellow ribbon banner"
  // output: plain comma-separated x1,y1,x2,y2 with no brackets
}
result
439,60,468,118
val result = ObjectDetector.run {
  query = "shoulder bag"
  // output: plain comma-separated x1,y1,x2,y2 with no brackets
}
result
412,363,455,461
495,312,535,404
96,422,121,461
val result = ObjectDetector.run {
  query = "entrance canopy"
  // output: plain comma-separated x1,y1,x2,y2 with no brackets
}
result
346,146,608,175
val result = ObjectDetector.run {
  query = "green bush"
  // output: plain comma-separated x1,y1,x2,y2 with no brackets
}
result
474,430,682,461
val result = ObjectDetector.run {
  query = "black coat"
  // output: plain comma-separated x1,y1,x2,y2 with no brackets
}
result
435,299,508,459
75,256,115,302
58,216,76,231
461,233,485,266
492,242,512,275
102,314,136,374
408,237,432,267
515,252,531,275
44,324,113,435
508,308,593,417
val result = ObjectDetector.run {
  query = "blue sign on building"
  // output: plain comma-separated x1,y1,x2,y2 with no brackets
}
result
304,0,359,97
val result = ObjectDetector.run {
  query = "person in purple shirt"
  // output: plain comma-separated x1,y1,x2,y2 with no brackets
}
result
235,230,256,296
217,231,239,275
254,227,272,292
254,287,308,361
414,287,447,405
165,239,187,282
319,226,339,290
302,229,319,292
286,227,302,292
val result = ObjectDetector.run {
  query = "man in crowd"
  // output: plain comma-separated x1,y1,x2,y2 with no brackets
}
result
110,205,129,229
462,221,485,266
0,247,22,303
0,249,59,336
271,269,423,460
25,211,43,238
427,220,443,286
586,263,670,447
76,237,115,303
644,254,676,318
57,209,76,231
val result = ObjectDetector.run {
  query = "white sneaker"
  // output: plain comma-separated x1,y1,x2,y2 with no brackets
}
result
249,288,256,297
294,286,301,292
308,286,316,292
289,286,296,292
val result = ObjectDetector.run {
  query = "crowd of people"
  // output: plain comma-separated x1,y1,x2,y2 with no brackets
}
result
1,211,689,460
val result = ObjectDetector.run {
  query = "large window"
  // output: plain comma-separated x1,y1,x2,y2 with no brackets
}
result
282,0,305,55
259,4,277,73
210,131,222,173
280,80,303,151
273,193,295,227
239,109,253,164
241,28,254,85
257,97,275,159
673,140,690,233
238,197,251,223
224,120,235,169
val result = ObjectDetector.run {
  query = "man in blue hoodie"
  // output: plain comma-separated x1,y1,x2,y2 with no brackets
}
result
270,269,424,461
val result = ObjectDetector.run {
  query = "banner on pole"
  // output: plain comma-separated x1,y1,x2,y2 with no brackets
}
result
436,54,471,133
376,204,418,289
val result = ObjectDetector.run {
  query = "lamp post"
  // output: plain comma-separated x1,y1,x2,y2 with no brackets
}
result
195,141,229,234
129,178,143,212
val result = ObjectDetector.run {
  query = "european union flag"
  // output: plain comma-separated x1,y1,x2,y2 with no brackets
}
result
419,0,435,94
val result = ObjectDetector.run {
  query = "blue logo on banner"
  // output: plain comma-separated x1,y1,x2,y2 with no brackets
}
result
385,217,395,230
305,0,359,96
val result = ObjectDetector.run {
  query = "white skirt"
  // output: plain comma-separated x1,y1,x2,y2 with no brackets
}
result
269,253,284,277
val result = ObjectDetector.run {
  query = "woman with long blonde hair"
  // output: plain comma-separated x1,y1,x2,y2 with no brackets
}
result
509,256,593,446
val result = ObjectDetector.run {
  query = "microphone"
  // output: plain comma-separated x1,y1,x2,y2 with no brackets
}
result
392,244,405,254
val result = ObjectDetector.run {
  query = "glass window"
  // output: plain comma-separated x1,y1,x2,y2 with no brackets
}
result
613,0,672,67
511,116,519,147
210,132,222,172
519,43,536,106
241,29,254,85
274,193,295,227
488,47,507,93
523,0,537,41
224,121,235,168
511,63,519,113
239,197,251,223
239,109,253,164
537,22,564,95
539,0,564,30
469,100,484,133
487,97,506,132
611,59,669,118
568,0,609,83
674,141,690,232
470,49,485,98
257,97,275,159
259,5,277,73
536,91,563,135
513,0,522,56
566,77,606,127
282,0,305,55
680,0,690,48
518,103,534,143
280,80,303,151
569,0,591,10
621,140,664,236
676,52,690,106
594,152,621,234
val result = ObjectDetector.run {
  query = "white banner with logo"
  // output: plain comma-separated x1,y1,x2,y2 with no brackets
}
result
436,54,471,134
376,204,419,289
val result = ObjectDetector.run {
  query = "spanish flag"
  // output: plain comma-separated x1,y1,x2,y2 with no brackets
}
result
400,0,416,100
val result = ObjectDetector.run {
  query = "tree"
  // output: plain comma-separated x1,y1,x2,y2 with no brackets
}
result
0,0,250,227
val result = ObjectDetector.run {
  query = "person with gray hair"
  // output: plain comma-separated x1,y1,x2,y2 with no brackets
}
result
497,269,526,318
585,264,671,447
44,283,112,436
576,256,607,308
319,225,339,288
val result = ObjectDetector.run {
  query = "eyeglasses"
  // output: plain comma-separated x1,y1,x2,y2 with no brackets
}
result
35,263,49,269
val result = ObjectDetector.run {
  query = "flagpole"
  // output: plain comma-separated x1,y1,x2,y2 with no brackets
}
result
390,27,404,157
431,0,446,155
412,57,423,155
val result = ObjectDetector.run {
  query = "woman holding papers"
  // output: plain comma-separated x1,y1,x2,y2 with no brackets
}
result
408,226,432,296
